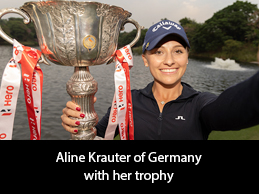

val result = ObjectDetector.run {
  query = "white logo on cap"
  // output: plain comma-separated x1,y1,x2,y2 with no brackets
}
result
163,26,172,30
152,21,181,32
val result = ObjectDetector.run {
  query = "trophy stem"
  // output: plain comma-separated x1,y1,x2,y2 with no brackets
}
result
66,66,98,140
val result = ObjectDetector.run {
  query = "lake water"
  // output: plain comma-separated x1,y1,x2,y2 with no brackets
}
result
0,45,258,140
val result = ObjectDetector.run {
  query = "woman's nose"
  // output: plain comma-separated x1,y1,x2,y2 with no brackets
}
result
163,53,174,66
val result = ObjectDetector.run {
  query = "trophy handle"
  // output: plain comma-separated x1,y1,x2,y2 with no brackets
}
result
0,8,50,66
122,18,144,48
0,8,30,45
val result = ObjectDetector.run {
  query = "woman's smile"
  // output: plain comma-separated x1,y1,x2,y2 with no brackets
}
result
160,68,178,74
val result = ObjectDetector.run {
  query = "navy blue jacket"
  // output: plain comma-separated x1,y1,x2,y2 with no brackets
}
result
97,71,259,140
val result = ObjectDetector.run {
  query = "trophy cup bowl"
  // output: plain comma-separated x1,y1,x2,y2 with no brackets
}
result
0,1,142,140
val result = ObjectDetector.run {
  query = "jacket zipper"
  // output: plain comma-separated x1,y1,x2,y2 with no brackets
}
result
158,112,163,139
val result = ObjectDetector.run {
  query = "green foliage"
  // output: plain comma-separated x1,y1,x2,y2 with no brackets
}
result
0,19,10,45
209,125,259,140
247,10,259,46
222,39,243,58
132,46,143,55
179,17,201,52
179,17,197,26
189,1,258,53
0,18,38,46
161,18,168,21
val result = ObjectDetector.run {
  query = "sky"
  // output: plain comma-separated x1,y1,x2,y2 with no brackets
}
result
0,0,258,31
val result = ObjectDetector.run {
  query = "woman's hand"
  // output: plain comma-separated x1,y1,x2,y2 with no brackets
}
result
61,97,97,133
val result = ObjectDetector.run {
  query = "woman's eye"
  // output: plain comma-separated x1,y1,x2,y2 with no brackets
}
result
155,50,163,55
175,50,183,54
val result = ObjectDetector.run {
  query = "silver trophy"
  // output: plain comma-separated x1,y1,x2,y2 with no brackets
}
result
0,1,142,140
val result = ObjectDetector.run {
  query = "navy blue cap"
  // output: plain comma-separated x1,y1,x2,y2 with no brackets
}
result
142,20,190,53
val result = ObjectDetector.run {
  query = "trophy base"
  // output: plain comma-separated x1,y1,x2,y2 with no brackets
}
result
94,136,104,140
70,136,103,140
71,127,104,140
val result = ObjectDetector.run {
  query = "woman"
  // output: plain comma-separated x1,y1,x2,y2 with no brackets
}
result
61,20,259,140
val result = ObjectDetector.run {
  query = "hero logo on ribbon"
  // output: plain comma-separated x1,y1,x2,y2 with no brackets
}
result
24,74,32,105
1,86,13,116
32,72,38,92
123,46,133,61
3,85,14,111
111,100,117,123
118,85,125,110
120,46,133,68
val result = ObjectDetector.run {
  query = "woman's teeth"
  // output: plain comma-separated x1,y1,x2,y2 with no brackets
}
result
161,69,177,73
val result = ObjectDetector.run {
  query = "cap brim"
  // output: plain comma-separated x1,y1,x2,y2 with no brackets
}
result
145,32,190,52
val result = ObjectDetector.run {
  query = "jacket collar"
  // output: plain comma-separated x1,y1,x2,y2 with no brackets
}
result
140,81,200,101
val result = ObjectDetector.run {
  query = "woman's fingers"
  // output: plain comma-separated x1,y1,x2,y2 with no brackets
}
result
65,98,97,112
61,99,98,134
62,107,85,119
61,101,85,134
66,101,81,111
61,114,80,126
61,114,81,133
61,122,78,134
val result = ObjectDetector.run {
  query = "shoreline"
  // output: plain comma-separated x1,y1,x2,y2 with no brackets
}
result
132,45,258,64
1,44,258,65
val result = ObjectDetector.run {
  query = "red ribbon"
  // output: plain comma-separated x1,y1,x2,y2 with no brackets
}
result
115,50,134,140
19,46,43,140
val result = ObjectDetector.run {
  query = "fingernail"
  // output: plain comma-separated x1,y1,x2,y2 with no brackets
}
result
75,121,80,125
80,114,85,118
74,129,78,133
76,107,81,111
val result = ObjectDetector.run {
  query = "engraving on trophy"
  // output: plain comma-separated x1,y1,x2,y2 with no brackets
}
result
36,1,83,66
96,3,132,60
83,35,97,52
37,1,85,15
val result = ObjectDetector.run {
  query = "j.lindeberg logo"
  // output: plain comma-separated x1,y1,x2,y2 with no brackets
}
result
175,116,186,121
152,21,181,32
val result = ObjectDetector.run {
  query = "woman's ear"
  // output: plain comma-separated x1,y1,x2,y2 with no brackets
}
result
142,54,149,67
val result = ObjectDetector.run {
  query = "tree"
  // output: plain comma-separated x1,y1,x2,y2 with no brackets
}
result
247,10,259,46
0,18,38,45
179,17,197,26
0,19,10,45
191,0,258,52
222,39,243,58
161,18,168,21
179,17,201,50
